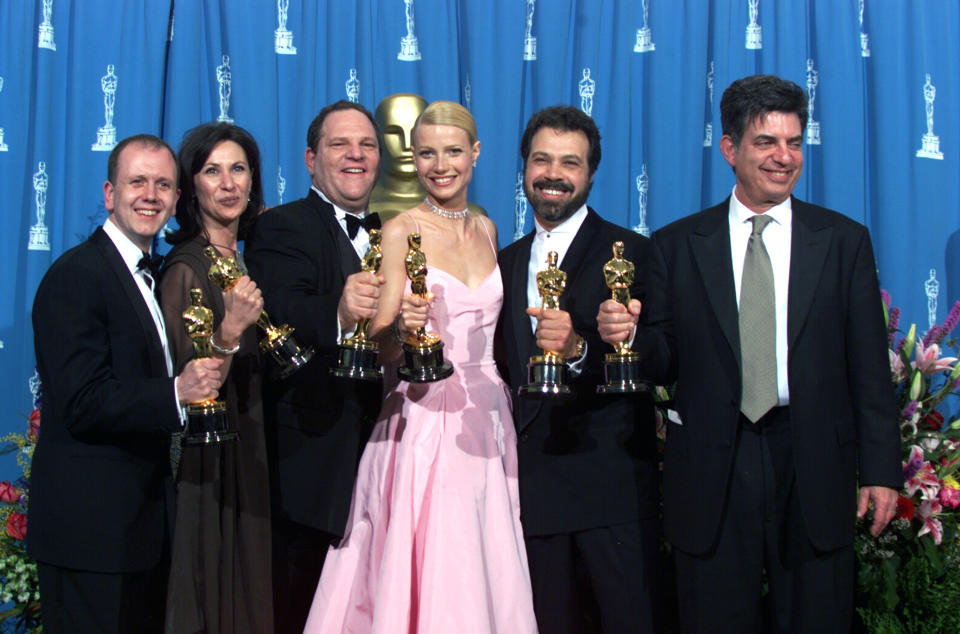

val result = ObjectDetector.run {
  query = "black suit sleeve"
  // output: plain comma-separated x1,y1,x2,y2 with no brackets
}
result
32,259,180,436
845,229,902,488
245,208,340,349
634,233,678,386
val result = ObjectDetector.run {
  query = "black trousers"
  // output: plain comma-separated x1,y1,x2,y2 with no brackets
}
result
525,519,662,634
271,519,337,634
674,407,854,633
37,559,168,634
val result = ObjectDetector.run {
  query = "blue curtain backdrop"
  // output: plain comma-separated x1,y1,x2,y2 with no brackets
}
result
1,0,958,477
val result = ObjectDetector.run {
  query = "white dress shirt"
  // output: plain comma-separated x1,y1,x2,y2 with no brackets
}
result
313,185,373,260
728,188,792,404
103,218,183,422
527,205,589,368
103,218,174,377
313,186,374,339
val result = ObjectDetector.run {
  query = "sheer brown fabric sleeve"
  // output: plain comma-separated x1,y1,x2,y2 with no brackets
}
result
159,261,206,375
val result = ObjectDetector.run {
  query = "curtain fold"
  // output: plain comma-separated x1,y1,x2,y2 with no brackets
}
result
1,0,957,438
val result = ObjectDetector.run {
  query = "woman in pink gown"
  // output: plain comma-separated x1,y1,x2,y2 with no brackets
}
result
304,101,537,633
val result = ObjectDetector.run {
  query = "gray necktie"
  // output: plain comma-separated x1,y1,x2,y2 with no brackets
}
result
739,214,778,423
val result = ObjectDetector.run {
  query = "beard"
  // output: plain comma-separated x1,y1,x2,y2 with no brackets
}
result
525,177,592,226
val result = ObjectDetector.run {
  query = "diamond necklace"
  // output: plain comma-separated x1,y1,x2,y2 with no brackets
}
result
423,197,469,220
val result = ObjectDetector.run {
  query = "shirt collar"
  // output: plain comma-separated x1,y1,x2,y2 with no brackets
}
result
533,204,589,236
729,187,792,227
103,217,151,274
312,185,368,220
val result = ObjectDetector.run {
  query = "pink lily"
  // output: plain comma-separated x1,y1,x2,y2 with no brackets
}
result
889,349,907,382
913,340,957,375
903,445,940,500
915,499,944,544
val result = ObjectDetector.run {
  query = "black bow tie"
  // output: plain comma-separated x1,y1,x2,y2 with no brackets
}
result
344,213,381,240
137,251,163,278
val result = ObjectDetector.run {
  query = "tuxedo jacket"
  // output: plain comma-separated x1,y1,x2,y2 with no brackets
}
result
639,197,902,554
496,208,659,536
245,190,380,537
28,227,180,573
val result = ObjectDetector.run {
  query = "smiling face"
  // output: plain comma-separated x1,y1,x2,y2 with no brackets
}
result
720,110,803,213
104,143,179,251
193,140,251,232
523,127,593,230
413,123,479,208
306,108,380,213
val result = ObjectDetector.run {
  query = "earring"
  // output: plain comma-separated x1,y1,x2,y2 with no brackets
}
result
472,160,477,167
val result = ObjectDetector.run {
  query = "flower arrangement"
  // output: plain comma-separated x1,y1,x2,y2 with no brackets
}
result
0,399,41,632
855,293,960,632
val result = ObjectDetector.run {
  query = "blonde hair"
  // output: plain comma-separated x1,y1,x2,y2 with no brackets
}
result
412,100,478,146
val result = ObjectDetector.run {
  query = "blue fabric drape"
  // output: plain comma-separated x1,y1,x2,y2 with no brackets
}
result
1,1,958,465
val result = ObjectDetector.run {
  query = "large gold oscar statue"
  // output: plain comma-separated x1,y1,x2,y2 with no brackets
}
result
369,93,486,223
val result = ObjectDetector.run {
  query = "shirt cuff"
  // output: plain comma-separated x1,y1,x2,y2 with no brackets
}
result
173,378,187,428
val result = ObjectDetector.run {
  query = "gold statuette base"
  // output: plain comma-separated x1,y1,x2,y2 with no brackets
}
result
397,338,453,383
519,354,572,399
184,399,238,445
596,351,652,394
331,338,382,382
260,326,314,378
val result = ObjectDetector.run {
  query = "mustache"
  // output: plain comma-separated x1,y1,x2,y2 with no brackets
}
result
532,178,574,193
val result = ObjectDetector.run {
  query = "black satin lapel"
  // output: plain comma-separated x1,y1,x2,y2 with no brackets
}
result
557,210,600,285
309,193,361,280
508,236,543,429
335,228,361,278
689,222,740,367
787,212,832,348
511,236,538,358
92,229,167,376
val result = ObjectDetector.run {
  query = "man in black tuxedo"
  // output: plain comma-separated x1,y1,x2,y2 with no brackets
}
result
244,101,384,633
496,106,660,633
29,135,223,633
624,75,902,631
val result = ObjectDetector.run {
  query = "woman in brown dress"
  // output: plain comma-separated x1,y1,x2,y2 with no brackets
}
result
159,122,272,633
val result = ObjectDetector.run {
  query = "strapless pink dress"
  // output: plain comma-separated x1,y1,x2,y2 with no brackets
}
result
304,264,537,633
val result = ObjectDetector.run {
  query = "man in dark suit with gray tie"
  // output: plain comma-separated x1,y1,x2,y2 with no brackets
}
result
244,101,385,634
29,134,223,633
606,75,902,631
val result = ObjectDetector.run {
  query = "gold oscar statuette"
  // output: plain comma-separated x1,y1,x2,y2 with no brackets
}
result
331,229,383,381
519,250,572,398
597,241,649,394
203,246,313,378
396,233,453,383
182,287,237,445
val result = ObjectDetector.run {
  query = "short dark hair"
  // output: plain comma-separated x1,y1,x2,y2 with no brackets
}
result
520,106,602,176
107,134,176,185
720,75,808,147
166,122,264,245
306,100,380,154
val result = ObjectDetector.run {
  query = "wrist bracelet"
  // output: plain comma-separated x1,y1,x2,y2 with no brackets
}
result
209,333,240,355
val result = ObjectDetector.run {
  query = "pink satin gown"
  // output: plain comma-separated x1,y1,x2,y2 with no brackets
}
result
304,251,537,633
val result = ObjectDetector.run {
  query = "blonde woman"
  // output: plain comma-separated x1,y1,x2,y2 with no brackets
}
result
305,102,536,633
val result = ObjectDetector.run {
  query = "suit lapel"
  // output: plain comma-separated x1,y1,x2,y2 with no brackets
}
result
689,203,740,367
557,208,600,287
505,232,543,430
787,199,832,348
306,190,360,280
91,228,167,377
509,233,538,360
